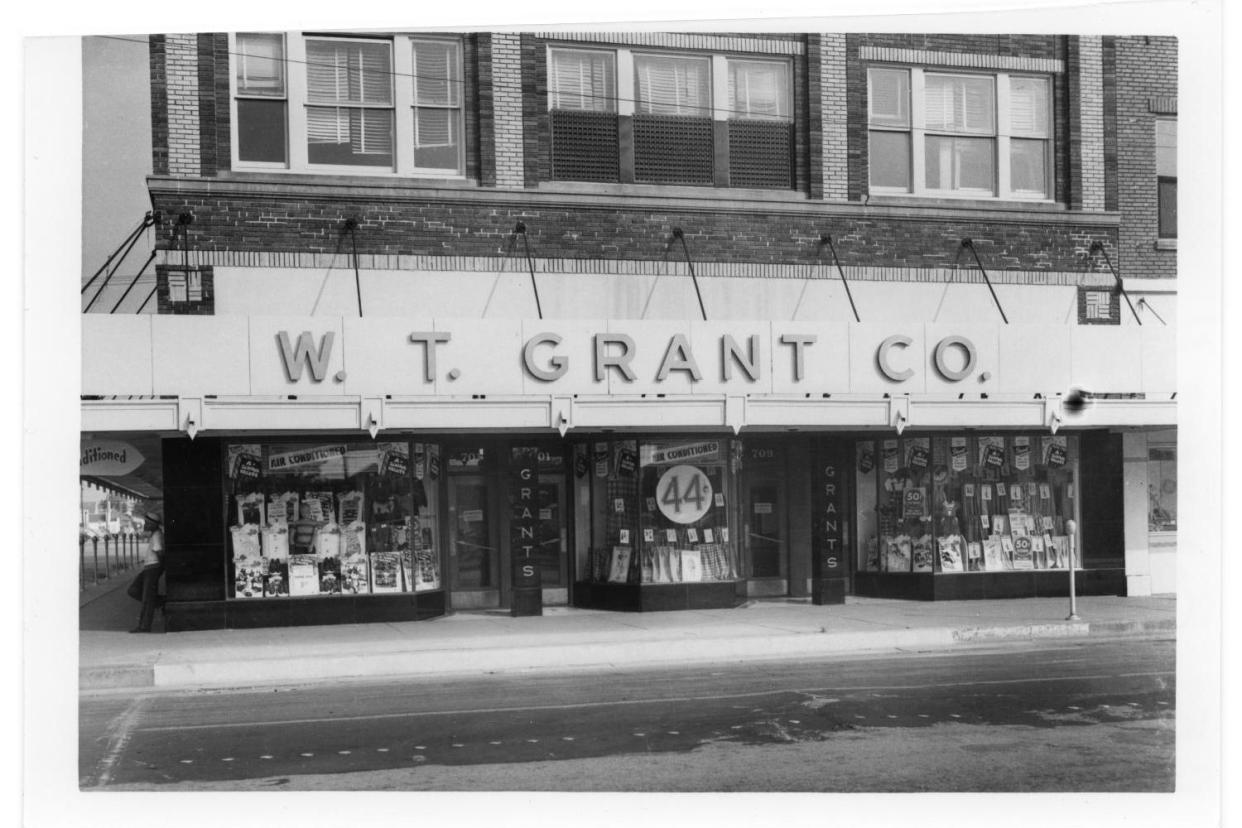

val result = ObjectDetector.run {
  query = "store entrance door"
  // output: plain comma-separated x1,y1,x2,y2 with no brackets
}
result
531,475,569,604
744,452,789,597
447,474,501,609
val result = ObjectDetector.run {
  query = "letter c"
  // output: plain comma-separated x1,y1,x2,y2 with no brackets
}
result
877,335,915,382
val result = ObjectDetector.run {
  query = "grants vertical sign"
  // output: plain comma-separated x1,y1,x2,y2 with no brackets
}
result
812,438,849,605
509,446,543,617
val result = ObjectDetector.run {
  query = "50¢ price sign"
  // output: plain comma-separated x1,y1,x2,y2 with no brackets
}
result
656,465,713,525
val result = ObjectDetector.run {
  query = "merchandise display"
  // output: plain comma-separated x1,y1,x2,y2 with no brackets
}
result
584,439,742,586
858,433,1080,576
225,441,443,599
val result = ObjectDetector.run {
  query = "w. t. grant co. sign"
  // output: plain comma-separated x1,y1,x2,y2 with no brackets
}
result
266,320,1036,397
80,316,1175,399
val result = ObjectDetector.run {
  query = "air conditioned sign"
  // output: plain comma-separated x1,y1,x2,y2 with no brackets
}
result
80,440,144,476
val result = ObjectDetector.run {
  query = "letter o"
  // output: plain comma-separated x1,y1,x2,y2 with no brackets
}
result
932,336,977,382
877,335,915,382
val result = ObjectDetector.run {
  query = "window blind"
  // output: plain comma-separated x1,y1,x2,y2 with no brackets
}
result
550,49,614,111
635,54,709,116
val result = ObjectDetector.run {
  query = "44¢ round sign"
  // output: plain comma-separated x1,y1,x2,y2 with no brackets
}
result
656,465,714,525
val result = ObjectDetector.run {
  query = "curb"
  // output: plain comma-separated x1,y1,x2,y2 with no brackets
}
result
80,617,1176,691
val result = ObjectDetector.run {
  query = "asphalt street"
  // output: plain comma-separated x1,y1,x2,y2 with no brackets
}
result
80,636,1174,791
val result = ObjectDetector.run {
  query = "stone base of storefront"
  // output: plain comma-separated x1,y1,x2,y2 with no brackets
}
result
572,581,744,612
163,591,447,631
852,569,1127,601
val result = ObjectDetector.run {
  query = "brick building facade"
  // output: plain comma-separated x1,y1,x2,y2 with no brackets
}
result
81,30,1178,630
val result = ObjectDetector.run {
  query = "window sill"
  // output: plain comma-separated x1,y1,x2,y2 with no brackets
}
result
865,193,1065,213
538,181,807,202
1154,238,1178,251
215,169,479,190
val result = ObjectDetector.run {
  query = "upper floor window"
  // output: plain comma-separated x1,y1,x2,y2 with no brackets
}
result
548,45,794,190
1156,118,1177,239
868,66,1052,200
231,33,464,177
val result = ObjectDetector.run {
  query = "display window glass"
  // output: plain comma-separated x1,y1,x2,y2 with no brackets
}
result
226,440,442,598
856,433,1079,574
582,438,741,585
1147,445,1176,532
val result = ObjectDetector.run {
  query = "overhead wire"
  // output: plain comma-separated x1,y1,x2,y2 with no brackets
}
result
97,33,796,121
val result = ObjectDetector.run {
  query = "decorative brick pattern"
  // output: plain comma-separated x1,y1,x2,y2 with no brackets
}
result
1147,96,1177,115
1077,285,1121,324
491,33,526,190
157,248,1117,288
1075,36,1106,212
155,265,215,315
532,31,804,55
164,34,201,177
820,35,848,203
858,46,1064,73
146,184,1118,274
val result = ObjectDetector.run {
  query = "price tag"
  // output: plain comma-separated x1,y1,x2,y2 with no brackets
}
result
687,528,699,543
665,528,678,543
1010,484,1023,502
1039,484,1051,500
720,528,729,543
643,528,655,543
963,483,975,498
1027,482,1037,496
981,486,993,502
619,529,630,545
645,497,657,513
995,483,1006,499
656,465,714,525
980,515,990,530
714,493,725,508
703,528,715,543
614,498,626,514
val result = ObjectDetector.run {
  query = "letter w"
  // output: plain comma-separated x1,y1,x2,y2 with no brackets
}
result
277,331,334,382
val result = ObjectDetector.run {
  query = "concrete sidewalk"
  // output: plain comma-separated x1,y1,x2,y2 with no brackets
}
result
81,575,1177,691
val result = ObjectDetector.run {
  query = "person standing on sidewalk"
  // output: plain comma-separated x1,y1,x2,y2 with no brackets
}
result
131,512,165,633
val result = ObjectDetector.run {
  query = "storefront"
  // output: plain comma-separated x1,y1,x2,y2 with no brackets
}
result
81,314,1176,630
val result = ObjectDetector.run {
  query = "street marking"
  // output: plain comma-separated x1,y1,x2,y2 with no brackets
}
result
376,748,389,752
561,736,575,741
222,757,234,762
414,746,425,750
451,744,464,748
489,741,502,745
338,750,351,755
133,671,1176,734
300,753,314,757
92,696,148,788
260,755,273,759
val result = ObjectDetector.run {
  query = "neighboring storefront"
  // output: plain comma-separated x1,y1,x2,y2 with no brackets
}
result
81,314,1176,630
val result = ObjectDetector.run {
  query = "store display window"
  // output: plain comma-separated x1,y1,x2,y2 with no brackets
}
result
855,433,1080,574
226,440,442,599
1147,445,1176,532
582,438,741,585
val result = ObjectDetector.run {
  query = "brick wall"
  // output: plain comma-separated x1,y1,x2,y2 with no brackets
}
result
164,34,201,177
818,34,849,203
490,34,526,189
1114,36,1177,280
147,185,1115,272
149,35,169,176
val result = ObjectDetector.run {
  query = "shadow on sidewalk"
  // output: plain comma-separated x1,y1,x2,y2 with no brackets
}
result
80,575,142,632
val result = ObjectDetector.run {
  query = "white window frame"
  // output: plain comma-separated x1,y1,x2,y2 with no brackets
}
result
229,32,466,179
546,44,792,126
546,46,618,112
868,65,1054,202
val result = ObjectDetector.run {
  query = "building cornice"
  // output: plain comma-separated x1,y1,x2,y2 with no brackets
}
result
147,175,1122,229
